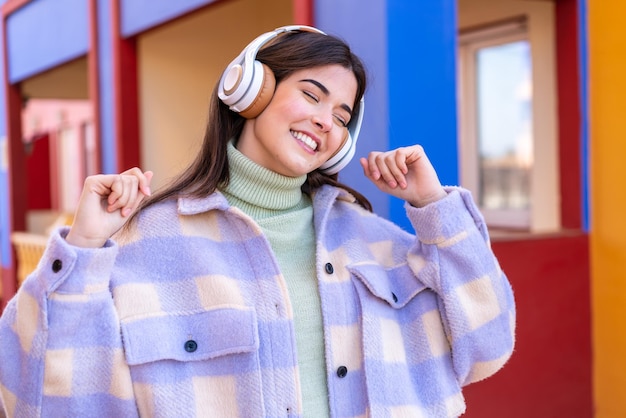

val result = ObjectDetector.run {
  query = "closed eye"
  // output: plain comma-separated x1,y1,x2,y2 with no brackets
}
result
334,115,348,128
303,90,319,103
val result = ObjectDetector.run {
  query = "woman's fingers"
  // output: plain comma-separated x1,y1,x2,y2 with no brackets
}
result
361,145,446,207
107,175,137,214
364,148,411,189
139,170,153,196
66,168,153,248
106,169,153,216
385,148,410,188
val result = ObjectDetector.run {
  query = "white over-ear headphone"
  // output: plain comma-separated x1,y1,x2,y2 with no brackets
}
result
218,25,364,175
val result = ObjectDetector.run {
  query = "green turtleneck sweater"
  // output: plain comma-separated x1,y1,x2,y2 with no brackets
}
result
220,142,330,417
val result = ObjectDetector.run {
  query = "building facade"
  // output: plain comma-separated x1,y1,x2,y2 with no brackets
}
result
1,0,624,416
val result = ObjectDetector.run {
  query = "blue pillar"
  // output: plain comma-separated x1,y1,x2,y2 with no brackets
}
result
578,0,589,232
316,0,458,230
315,0,390,218
0,1,11,278
387,0,458,230
98,0,117,173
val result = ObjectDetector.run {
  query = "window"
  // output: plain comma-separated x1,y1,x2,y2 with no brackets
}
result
458,17,559,232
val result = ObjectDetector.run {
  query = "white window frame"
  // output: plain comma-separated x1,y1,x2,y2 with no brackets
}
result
458,17,560,232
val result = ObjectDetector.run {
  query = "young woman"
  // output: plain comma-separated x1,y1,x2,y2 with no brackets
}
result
0,26,515,417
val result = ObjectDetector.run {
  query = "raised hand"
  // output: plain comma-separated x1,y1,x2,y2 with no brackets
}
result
66,167,153,248
360,145,447,208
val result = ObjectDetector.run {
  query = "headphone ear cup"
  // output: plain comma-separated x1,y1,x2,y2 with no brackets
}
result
319,132,355,174
239,63,276,119
319,97,364,174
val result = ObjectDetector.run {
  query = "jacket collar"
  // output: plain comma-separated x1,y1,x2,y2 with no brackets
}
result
311,185,359,238
176,184,356,216
177,191,231,215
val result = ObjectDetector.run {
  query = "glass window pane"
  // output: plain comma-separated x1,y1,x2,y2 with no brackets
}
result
476,40,532,210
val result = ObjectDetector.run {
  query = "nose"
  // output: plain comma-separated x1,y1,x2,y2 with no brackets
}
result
312,109,333,132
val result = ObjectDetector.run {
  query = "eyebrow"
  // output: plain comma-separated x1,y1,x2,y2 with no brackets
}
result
299,78,353,115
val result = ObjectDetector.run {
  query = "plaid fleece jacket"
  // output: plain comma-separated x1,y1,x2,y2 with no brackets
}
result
0,185,515,417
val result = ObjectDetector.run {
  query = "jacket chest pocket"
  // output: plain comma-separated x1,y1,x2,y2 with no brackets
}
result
348,262,427,308
122,307,258,364
120,306,265,417
349,263,461,415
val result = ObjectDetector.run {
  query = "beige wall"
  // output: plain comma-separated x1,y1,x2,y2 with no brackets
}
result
21,58,88,100
137,0,292,189
457,0,559,232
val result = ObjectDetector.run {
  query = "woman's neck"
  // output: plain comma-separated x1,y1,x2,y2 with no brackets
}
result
220,141,309,218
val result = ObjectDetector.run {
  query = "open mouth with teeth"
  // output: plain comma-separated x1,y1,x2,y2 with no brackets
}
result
291,130,318,151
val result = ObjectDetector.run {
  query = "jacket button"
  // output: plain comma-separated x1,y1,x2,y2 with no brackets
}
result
336,366,348,378
392,292,398,303
325,263,334,274
52,259,63,273
184,340,198,353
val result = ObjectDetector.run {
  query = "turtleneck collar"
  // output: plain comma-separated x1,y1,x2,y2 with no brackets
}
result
220,141,309,218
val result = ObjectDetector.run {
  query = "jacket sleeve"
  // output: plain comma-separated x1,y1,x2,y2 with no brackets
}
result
0,227,137,416
406,187,516,386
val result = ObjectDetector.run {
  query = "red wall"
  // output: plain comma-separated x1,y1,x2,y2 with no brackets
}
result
464,233,592,417
556,0,583,230
25,134,52,210
464,2,592,415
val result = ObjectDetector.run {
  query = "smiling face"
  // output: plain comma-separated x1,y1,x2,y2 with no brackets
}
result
236,64,358,177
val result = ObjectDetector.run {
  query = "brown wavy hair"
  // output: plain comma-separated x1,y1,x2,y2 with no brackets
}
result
138,29,371,213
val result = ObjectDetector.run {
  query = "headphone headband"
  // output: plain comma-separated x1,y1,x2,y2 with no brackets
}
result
218,26,325,108
218,25,364,174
